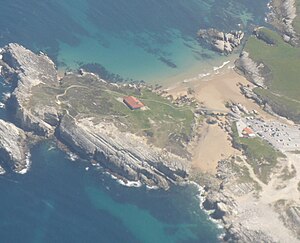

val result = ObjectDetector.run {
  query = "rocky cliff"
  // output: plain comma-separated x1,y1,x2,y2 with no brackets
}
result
57,115,189,189
0,43,60,136
0,119,30,173
235,51,269,88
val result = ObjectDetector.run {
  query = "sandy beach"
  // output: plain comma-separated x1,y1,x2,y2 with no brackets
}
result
163,64,273,174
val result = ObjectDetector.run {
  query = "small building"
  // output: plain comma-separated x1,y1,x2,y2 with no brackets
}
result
242,127,256,138
123,96,144,110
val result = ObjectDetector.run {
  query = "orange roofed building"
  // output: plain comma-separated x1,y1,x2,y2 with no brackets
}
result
123,96,144,110
242,127,256,138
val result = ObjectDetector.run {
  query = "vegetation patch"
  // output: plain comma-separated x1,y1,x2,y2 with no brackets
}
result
290,150,300,154
52,74,195,157
279,165,297,181
232,122,285,184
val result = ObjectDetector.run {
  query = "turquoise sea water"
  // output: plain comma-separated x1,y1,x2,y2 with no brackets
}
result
0,0,269,82
0,1,270,242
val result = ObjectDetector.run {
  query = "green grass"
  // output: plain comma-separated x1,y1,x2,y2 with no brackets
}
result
232,122,284,184
244,28,300,121
245,28,300,100
59,75,195,156
254,88,300,121
293,0,300,34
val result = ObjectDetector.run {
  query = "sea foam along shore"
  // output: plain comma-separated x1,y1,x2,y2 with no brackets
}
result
181,60,233,84
189,180,225,240
17,152,32,175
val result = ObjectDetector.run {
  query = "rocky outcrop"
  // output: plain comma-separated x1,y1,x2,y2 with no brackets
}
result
0,119,30,173
235,51,270,88
202,157,300,242
267,0,299,45
274,200,300,237
0,43,59,135
197,29,244,54
57,115,189,189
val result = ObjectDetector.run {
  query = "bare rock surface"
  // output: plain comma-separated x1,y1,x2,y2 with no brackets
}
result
235,51,268,88
0,43,59,135
58,115,189,189
0,119,29,173
198,28,244,54
267,0,299,45
203,155,300,242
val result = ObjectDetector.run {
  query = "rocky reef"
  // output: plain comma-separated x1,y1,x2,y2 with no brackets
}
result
0,119,30,173
0,43,190,189
197,28,244,54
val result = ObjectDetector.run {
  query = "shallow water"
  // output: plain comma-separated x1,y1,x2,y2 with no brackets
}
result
0,0,269,81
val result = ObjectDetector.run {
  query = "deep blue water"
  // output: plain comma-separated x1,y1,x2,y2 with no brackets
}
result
0,141,220,243
0,1,270,242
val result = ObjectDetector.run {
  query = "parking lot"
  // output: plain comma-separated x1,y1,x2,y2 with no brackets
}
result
245,118,300,152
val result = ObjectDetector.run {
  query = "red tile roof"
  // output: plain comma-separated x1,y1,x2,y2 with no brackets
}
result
243,127,255,135
123,96,144,110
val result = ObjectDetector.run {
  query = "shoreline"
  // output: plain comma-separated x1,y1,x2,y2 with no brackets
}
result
160,42,300,241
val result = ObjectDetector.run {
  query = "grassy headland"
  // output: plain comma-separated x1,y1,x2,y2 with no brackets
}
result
30,73,195,157
244,28,300,122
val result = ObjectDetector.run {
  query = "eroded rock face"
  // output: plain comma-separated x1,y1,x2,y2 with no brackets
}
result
267,0,299,45
0,119,29,173
0,43,59,135
235,51,269,88
57,115,189,189
198,29,244,54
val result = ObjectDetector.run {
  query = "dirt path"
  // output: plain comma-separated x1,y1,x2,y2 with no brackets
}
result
56,85,88,104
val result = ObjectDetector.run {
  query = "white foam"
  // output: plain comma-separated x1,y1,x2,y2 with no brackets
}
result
17,152,31,174
182,72,211,83
117,179,142,188
107,173,142,188
47,145,56,151
190,181,225,231
0,102,5,109
2,92,11,101
213,61,230,71
146,185,159,190
67,152,79,161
